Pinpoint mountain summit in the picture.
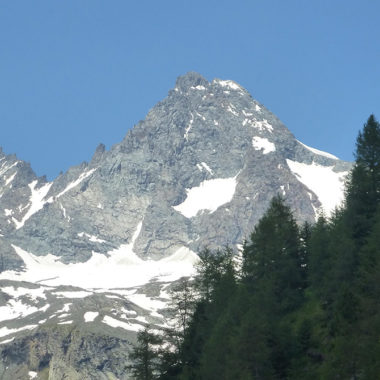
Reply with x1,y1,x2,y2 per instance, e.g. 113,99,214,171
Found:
0,72,350,266
0,73,351,378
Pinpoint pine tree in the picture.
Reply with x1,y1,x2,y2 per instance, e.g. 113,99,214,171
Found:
238,197,304,378
319,115,380,377
308,215,331,297
355,114,380,194
243,196,303,313
174,248,237,379
128,327,162,380
168,278,196,340
345,114,380,243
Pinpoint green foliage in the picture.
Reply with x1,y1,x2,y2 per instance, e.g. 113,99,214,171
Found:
243,196,304,313
355,114,380,178
345,114,380,244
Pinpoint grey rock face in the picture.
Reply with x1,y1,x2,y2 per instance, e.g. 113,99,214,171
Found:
0,279,172,379
0,149,45,235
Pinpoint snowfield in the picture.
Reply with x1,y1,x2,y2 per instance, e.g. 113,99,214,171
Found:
252,136,276,154
173,175,238,218
0,243,198,290
286,159,348,216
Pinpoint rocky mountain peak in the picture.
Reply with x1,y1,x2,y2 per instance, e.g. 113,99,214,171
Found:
0,73,352,266
0,73,354,379
91,143,106,164
174,71,209,92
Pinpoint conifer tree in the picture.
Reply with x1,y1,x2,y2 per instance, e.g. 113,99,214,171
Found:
345,114,380,243
308,215,331,297
355,114,380,194
243,196,303,312
128,327,162,380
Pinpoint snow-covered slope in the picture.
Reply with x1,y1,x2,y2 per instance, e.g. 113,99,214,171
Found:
286,159,347,216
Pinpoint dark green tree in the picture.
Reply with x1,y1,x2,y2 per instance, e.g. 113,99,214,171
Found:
355,114,380,192
308,215,331,297
345,114,380,243
128,327,162,380
243,196,304,313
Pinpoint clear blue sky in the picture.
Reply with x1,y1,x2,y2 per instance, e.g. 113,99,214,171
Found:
1,1,379,180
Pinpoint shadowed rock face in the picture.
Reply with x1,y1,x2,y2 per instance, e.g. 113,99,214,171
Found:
0,73,352,379
0,72,351,266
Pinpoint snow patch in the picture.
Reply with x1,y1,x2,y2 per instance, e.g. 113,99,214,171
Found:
242,116,273,132
128,294,167,312
56,303,72,314
5,172,16,186
13,181,52,229
196,162,213,175
286,159,348,216
0,161,18,177
84,311,99,322
39,304,50,313
190,85,206,90
227,104,239,116
2,242,197,290
54,168,97,199
214,79,244,92
2,286,46,301
195,111,206,121
77,232,106,244
0,299,39,322
184,113,194,141
0,324,37,338
54,291,92,298
0,337,15,345
252,137,276,154
173,175,238,218
252,119,273,132
102,315,143,332
11,170,96,228
298,141,338,160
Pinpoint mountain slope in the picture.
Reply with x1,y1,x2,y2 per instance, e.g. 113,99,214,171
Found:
0,72,352,379
2,72,350,265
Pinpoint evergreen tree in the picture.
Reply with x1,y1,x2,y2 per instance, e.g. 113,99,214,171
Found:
243,196,303,313
128,327,162,380
168,278,196,340
175,247,237,379
299,221,312,286
355,114,380,194
308,215,331,298
345,114,380,243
